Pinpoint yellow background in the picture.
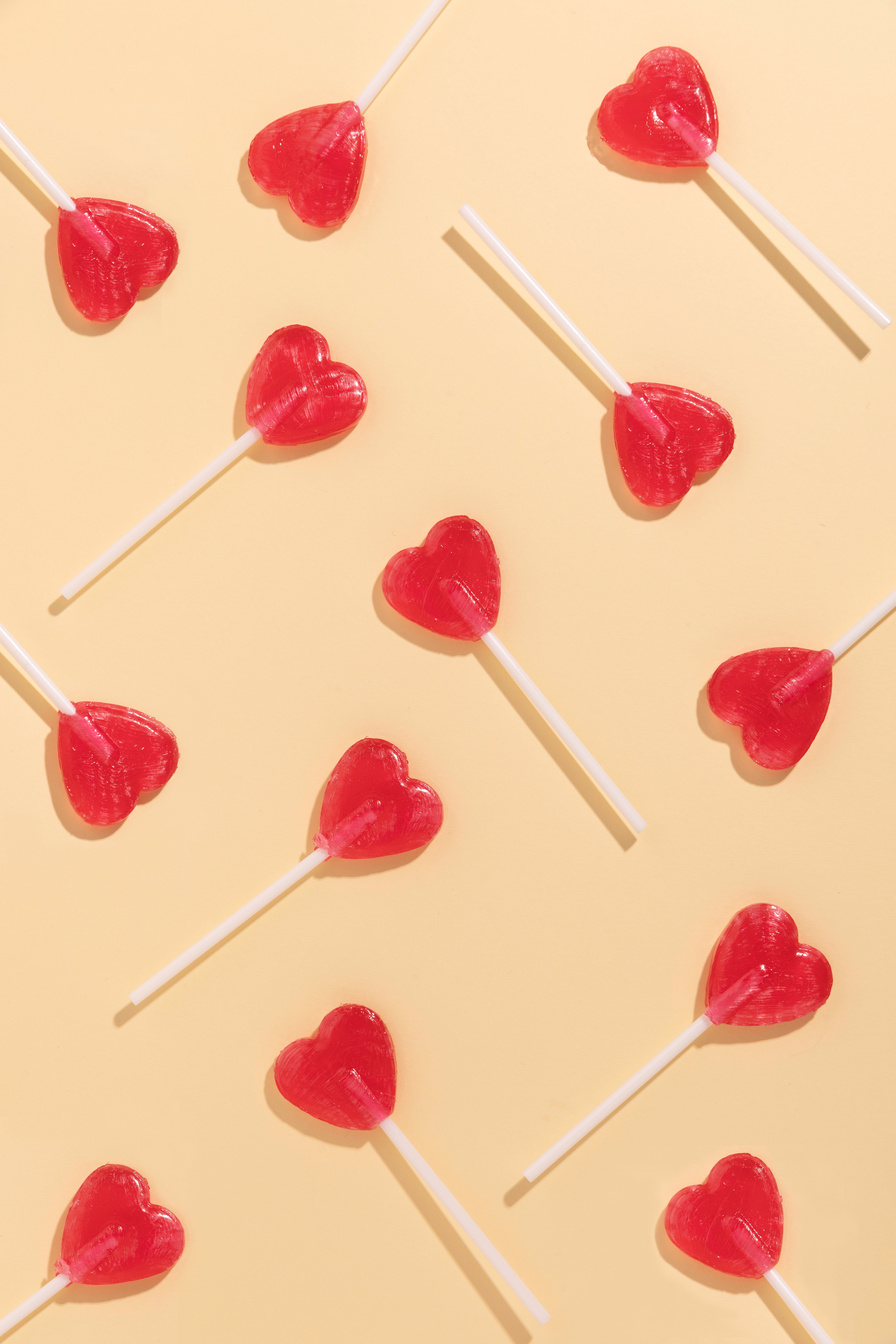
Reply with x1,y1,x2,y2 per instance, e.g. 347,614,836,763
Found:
0,0,893,1340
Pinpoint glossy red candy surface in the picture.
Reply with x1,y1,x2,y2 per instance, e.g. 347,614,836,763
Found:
315,738,443,859
57,701,179,827
706,904,833,1026
249,102,366,228
614,383,734,505
382,516,501,641
665,1153,783,1278
57,198,178,322
708,647,834,770
245,325,367,446
275,1003,397,1130
57,1164,184,1286
597,47,718,167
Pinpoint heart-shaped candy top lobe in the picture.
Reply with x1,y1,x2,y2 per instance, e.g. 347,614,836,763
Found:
57,198,178,322
57,702,179,827
614,383,735,506
597,47,718,167
245,325,367,446
275,1004,397,1130
708,647,834,770
56,1165,184,1286
315,738,443,860
248,102,367,228
382,516,501,641
665,1153,783,1278
706,904,833,1026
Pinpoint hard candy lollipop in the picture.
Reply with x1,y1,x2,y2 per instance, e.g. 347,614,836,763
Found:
524,904,831,1180
274,1003,549,1324
458,206,735,507
595,47,890,328
0,616,177,826
0,1165,184,1338
61,324,366,597
248,0,452,228
382,515,646,832
130,738,442,1003
0,115,177,322
708,582,896,769
665,1153,840,1344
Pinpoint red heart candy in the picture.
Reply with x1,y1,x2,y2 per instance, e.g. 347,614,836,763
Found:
245,325,367,446
315,738,443,860
705,904,833,1026
275,1003,397,1130
382,516,501,641
248,101,367,228
665,1153,783,1278
708,647,834,770
597,47,718,167
57,701,179,827
614,383,735,505
56,1164,184,1286
57,198,178,322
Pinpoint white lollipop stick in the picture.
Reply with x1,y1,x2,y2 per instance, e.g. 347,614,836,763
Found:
662,107,890,329
763,1269,837,1344
61,427,262,599
458,204,673,444
356,0,452,114
827,585,896,659
379,1117,550,1325
0,618,113,760
0,116,76,211
0,1275,69,1338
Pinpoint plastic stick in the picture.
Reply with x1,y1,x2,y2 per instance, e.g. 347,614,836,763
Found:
480,628,646,834
129,847,329,1004
356,0,452,114
524,1014,711,1181
0,620,78,717
828,585,896,660
764,1268,837,1344
0,1274,69,1338
379,1116,549,1324
662,107,890,329
61,427,262,599
0,116,76,211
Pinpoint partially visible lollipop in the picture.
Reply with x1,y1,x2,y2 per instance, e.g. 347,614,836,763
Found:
0,114,178,322
665,1153,839,1344
458,206,735,507
523,904,831,1180
248,0,452,227
595,47,890,328
129,739,442,1003
0,1164,184,1338
0,616,177,826
274,1004,549,1324
60,324,366,597
383,515,646,832
708,582,896,769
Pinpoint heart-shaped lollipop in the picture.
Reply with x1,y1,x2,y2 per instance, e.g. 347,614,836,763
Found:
58,1164,185,1285
57,198,179,323
275,1003,396,1129
665,1152,782,1277
596,46,718,167
382,515,500,640
706,904,832,1026
248,103,366,229
614,382,734,506
708,647,834,770
57,701,179,827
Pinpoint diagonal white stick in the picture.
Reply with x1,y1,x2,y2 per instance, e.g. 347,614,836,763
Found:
129,848,329,1004
0,116,76,211
379,1117,550,1324
663,108,890,329
0,1274,69,1338
827,585,896,659
763,1269,837,1344
61,428,262,599
0,618,114,760
356,0,452,114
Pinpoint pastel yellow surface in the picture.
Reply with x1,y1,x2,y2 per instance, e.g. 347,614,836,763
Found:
0,0,893,1340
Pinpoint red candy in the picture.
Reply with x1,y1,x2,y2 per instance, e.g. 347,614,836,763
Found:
665,1153,783,1278
57,1165,184,1286
57,701,179,827
382,516,501,641
274,1003,397,1130
245,325,367,446
597,47,718,167
708,647,834,770
315,738,443,859
706,904,833,1026
614,383,735,506
248,102,367,229
57,198,178,323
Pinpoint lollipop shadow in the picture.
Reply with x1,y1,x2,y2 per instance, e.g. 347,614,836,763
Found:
264,1065,367,1150
372,572,469,659
654,1211,753,1296
44,1206,171,1308
598,403,681,522
43,732,126,840
231,359,357,463
696,683,793,787
586,116,697,188
237,151,340,244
